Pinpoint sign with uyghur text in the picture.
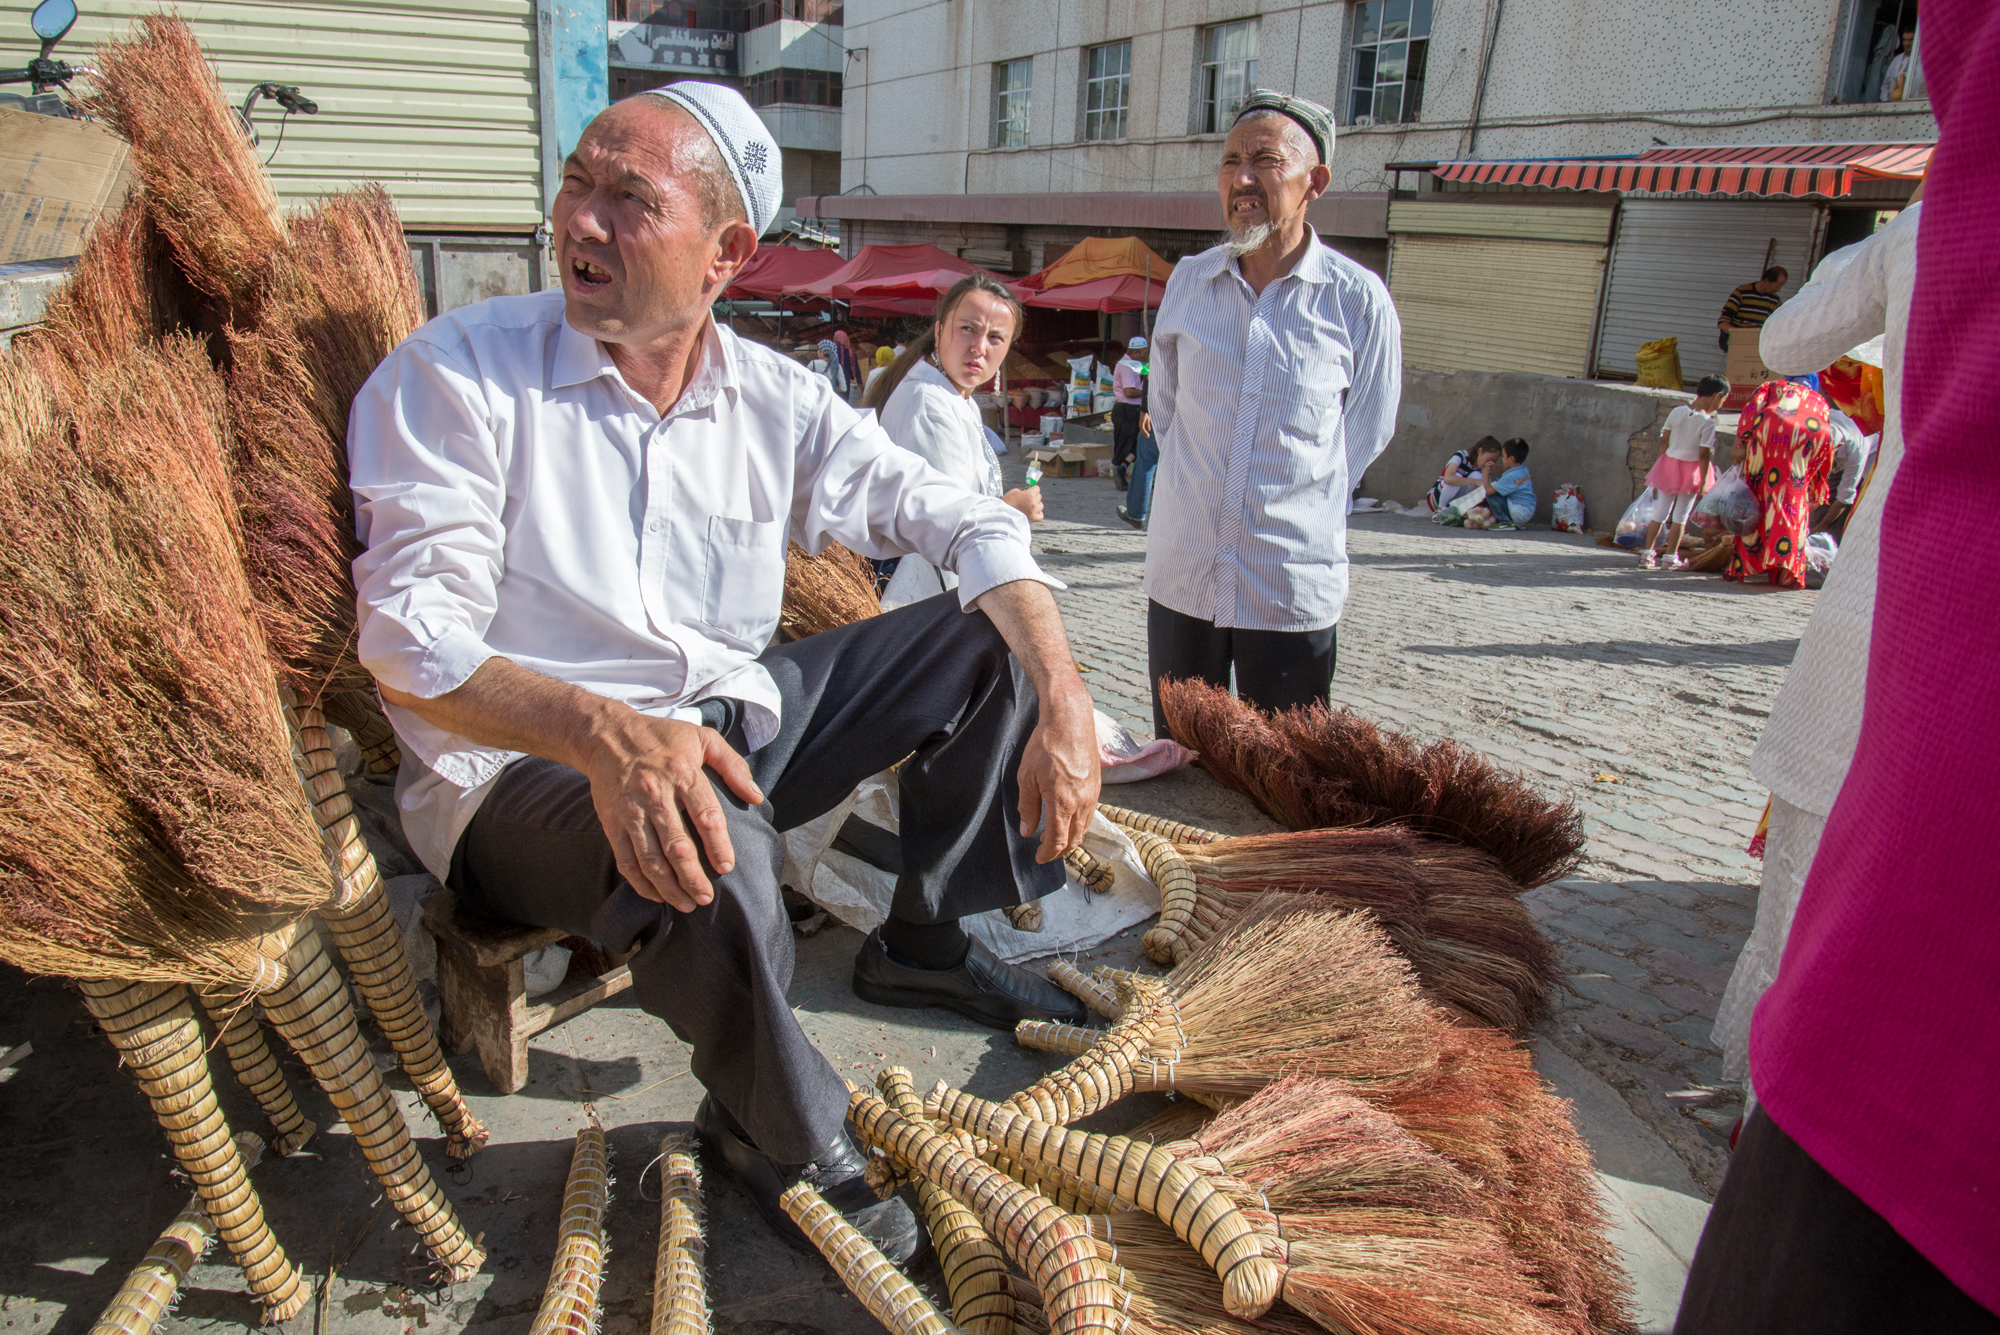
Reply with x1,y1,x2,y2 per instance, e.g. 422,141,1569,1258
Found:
608,21,738,76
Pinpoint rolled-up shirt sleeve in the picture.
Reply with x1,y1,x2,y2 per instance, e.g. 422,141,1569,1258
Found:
788,389,1059,610
348,339,507,700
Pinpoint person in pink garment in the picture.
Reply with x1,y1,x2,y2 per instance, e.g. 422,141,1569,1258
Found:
1673,2,2000,1328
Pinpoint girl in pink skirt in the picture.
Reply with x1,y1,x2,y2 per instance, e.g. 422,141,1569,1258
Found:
1641,375,1730,569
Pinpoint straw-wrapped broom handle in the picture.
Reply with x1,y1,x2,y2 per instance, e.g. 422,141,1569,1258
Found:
1044,962,1122,1019
877,1070,1015,1335
925,1084,1280,1320
196,989,314,1155
1006,976,1168,1125
287,696,488,1159
651,1133,708,1335
531,1124,611,1335
1096,806,1220,846
1003,903,1044,933
780,1183,957,1335
846,1086,1125,1335
1062,847,1115,894
76,979,307,1322
1130,831,1200,966
88,1133,266,1335
1012,1023,1227,1112
256,923,484,1279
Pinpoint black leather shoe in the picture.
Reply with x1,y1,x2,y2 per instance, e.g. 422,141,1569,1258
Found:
852,929,1089,1028
694,1094,925,1265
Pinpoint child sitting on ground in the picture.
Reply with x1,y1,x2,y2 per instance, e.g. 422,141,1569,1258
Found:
1426,436,1503,515
1639,375,1729,569
1465,439,1535,529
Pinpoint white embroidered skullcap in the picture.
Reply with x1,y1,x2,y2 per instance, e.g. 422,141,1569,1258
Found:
644,81,782,235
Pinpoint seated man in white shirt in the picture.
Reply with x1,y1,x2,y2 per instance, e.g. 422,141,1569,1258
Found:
347,83,1098,1264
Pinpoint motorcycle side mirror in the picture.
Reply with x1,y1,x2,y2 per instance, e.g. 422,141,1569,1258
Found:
30,0,78,45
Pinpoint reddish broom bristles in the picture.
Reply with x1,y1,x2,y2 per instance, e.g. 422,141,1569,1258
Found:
1159,679,1585,887
0,340,332,988
781,542,882,638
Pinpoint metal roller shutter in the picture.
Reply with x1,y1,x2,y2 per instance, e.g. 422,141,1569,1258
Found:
1388,233,1607,379
0,0,543,231
1594,200,1820,383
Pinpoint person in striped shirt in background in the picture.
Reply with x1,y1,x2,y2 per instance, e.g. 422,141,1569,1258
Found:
1141,90,1402,739
1717,265,1789,351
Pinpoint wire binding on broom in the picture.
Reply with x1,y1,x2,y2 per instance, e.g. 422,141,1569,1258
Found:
651,1133,708,1335
255,923,484,1279
1006,976,1168,1125
1130,832,1201,966
286,695,488,1157
847,1085,1124,1335
1096,807,1221,847
76,980,306,1322
1044,961,1122,1019
196,989,314,1155
1003,903,1045,933
876,1069,1015,1335
782,1183,956,1335
531,1124,611,1335
924,1084,1281,1321
88,1133,266,1335
1063,847,1116,893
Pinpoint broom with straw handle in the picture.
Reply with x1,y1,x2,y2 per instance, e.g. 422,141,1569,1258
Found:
923,1084,1280,1321
1095,807,1220,846
846,1086,1124,1335
256,922,484,1279
651,1133,709,1335
195,990,315,1155
75,980,306,1322
531,1124,612,1335
287,695,489,1157
89,1133,268,1335
782,1183,958,1335
876,1069,1015,1335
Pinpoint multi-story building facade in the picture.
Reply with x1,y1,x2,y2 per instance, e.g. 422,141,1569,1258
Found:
815,0,1933,382
608,0,844,236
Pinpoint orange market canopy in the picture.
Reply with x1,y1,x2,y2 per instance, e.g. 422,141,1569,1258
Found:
1017,236,1177,293
1426,141,1933,198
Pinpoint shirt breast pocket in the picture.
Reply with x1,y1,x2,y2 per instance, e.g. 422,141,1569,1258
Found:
698,515,785,643
1270,331,1350,441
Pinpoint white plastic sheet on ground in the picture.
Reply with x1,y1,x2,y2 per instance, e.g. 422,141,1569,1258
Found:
780,770,1159,964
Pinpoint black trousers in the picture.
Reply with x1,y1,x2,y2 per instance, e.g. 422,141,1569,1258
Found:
1675,1107,2000,1334
447,593,1063,1162
1110,403,1143,464
1146,599,1337,739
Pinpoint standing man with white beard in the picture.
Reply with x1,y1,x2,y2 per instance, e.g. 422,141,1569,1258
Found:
1141,91,1402,738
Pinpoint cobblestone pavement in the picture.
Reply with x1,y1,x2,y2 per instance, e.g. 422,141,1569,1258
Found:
1024,461,1816,1187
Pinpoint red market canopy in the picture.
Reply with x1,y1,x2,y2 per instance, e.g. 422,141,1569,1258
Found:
1014,271,1169,312
832,265,1003,303
723,245,843,302
786,243,984,301
1428,141,1933,198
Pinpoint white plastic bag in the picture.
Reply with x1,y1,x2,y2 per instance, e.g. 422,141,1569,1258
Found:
1614,488,1667,547
1693,467,1760,538
1550,484,1586,533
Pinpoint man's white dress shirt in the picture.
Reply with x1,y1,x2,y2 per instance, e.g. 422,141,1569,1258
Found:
349,289,1051,879
1143,230,1402,632
1751,202,1920,817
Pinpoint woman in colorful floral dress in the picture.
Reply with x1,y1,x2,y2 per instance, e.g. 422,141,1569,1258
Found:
1727,377,1836,588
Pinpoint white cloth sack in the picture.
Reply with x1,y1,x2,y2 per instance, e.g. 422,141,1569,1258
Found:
779,771,1159,964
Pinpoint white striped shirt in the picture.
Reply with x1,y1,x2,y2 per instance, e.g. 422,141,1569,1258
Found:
1143,230,1401,632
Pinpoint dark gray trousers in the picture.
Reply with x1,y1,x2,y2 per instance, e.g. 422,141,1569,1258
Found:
1147,598,1338,738
447,593,1062,1162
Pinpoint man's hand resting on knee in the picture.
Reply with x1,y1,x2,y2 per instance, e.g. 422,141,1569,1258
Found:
973,579,1101,862
379,660,763,911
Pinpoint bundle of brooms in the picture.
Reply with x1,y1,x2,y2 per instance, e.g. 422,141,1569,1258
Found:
782,541,884,638
1159,679,1585,889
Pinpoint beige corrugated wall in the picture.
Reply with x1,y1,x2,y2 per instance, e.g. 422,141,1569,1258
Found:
1387,203,1614,379
0,1,542,230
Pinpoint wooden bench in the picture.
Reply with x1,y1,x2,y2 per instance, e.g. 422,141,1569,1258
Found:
422,890,634,1094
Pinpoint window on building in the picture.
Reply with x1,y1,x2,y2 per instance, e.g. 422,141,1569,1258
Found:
1198,21,1258,133
1084,40,1131,141
742,67,843,106
738,0,845,27
995,58,1033,147
1831,1,1920,103
1347,0,1431,124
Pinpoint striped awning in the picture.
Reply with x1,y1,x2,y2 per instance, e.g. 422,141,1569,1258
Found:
1431,142,1932,198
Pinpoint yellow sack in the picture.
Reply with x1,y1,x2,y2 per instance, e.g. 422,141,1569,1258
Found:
1635,336,1683,390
